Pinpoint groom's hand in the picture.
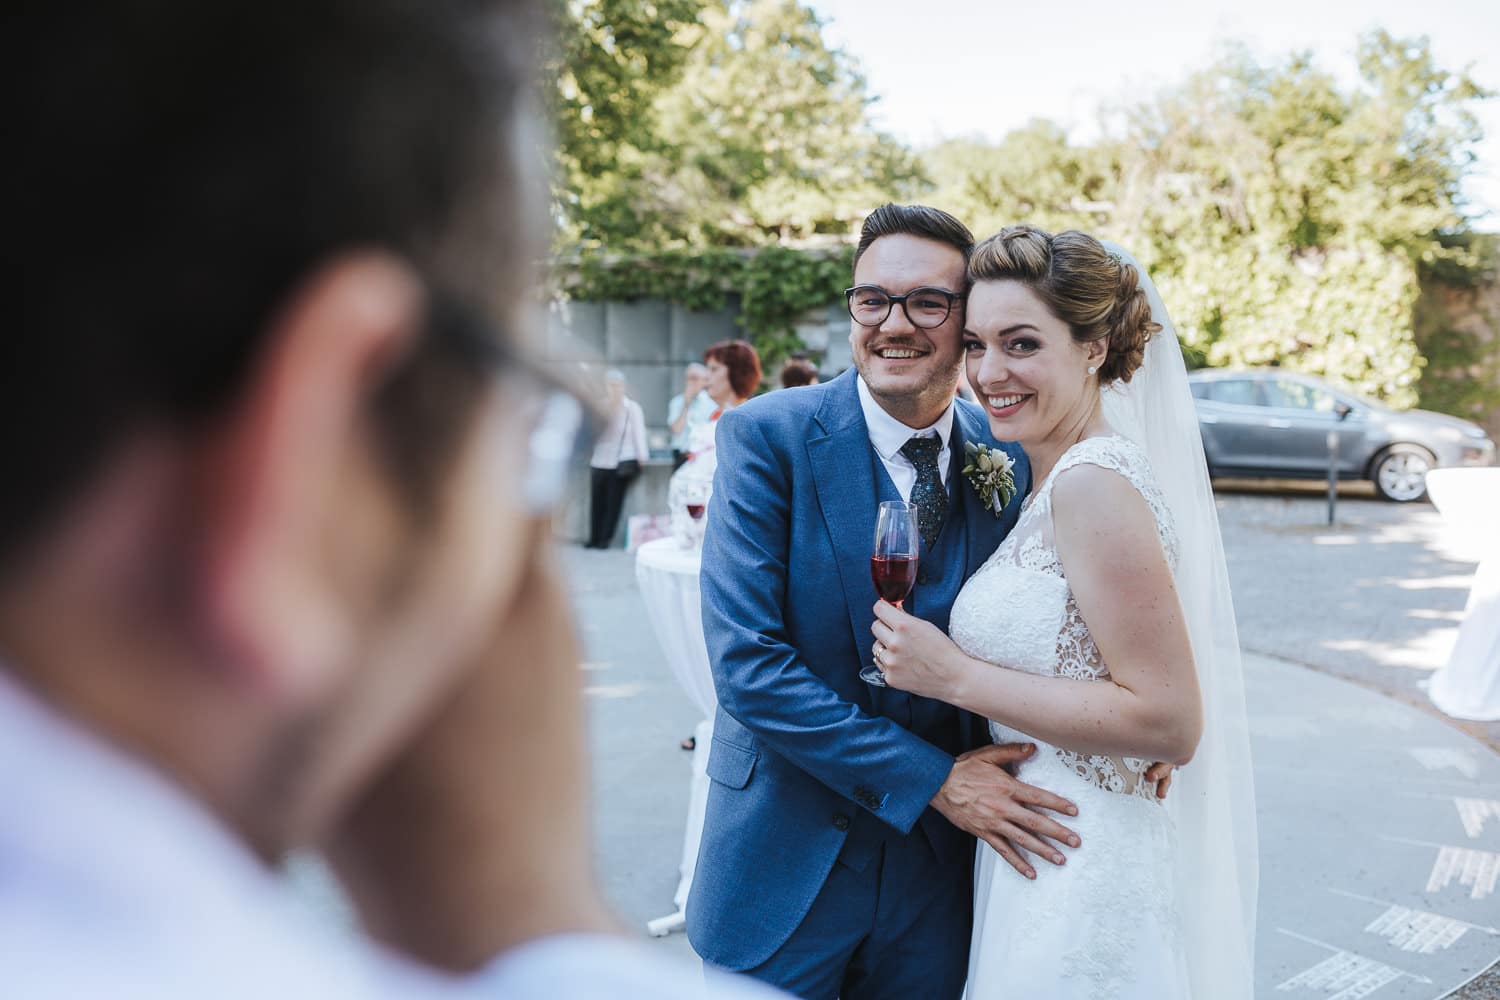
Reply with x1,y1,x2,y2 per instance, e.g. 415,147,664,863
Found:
1145,761,1174,799
930,743,1080,881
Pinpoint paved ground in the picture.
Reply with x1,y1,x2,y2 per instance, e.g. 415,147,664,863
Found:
572,484,1500,998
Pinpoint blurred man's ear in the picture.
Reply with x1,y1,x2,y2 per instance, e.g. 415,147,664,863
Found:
194,254,423,708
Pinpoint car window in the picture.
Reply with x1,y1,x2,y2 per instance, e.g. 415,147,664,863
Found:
1266,379,1337,413
1207,379,1261,406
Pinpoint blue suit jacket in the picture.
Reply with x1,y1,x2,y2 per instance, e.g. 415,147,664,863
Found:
687,368,1029,970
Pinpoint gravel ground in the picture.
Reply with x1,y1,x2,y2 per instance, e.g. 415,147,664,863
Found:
1213,479,1497,755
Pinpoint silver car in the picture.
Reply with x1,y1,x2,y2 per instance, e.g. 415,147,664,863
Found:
1187,369,1496,502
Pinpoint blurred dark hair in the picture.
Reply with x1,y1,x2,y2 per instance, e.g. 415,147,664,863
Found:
852,204,975,274
8,0,544,568
703,340,763,401
779,359,819,389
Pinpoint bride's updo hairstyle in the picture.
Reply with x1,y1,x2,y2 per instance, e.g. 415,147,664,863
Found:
967,225,1161,384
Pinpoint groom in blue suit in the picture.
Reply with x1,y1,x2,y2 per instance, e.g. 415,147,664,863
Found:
690,205,1082,999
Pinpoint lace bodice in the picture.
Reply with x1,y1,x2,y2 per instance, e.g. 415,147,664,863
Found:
949,435,1179,800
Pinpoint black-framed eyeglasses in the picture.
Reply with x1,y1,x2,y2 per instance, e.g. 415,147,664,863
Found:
426,291,595,515
844,285,964,330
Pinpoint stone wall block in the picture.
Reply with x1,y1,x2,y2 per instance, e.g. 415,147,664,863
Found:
606,299,672,364
671,305,740,360
546,300,606,360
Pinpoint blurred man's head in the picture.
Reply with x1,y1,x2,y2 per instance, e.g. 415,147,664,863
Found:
685,363,709,395
6,0,551,855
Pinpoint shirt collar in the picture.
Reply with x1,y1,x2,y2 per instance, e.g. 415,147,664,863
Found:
855,374,955,462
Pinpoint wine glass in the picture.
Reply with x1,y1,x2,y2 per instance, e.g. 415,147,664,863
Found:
681,478,712,548
862,500,919,686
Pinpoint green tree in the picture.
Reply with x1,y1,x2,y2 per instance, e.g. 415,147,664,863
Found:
548,0,707,246
650,0,921,246
922,122,1111,238
552,0,918,247
921,33,1488,407
1111,33,1488,405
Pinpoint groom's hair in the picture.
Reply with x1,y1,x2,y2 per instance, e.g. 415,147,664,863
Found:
853,204,975,272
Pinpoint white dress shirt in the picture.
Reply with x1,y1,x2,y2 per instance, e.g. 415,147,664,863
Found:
855,375,955,502
589,398,650,470
0,670,781,1000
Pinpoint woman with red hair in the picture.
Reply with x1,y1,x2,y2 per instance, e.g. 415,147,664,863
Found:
702,339,762,414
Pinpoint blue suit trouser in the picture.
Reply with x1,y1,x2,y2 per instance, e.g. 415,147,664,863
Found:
719,832,973,1000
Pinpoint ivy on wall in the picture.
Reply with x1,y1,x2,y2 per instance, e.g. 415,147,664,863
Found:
1414,234,1500,425
561,245,855,367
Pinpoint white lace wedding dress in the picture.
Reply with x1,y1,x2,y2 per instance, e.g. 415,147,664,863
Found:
948,434,1191,1000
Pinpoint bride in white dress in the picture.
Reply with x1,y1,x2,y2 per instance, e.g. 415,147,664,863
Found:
871,227,1257,1000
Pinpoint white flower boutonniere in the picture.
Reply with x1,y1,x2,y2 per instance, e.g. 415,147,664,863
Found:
963,441,1018,517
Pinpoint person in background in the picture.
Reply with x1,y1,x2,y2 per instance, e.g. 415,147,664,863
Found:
703,340,762,416
669,362,716,470
779,357,820,389
665,342,760,753
4,2,780,998
679,339,763,478
586,371,650,549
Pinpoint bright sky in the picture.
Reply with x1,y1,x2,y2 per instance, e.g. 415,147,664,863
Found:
806,0,1500,230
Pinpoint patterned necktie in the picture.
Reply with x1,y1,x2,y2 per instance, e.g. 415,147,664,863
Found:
900,435,948,550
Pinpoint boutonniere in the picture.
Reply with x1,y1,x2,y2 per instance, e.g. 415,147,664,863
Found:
963,442,1017,516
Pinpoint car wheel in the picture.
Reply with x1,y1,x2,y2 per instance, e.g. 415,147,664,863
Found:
1371,445,1433,502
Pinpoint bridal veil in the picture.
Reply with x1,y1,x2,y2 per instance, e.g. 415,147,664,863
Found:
1100,244,1259,998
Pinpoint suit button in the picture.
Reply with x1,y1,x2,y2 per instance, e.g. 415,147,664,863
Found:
833,813,851,831
917,570,929,586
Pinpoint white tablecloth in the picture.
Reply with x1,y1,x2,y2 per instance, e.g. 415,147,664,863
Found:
634,538,718,923
1425,468,1500,721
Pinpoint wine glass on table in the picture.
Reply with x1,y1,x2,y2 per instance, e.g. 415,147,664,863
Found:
681,478,711,548
863,500,919,686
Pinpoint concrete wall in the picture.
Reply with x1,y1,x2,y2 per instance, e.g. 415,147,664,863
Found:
544,297,849,546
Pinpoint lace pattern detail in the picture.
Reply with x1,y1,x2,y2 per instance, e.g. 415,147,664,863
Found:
1000,754,1184,1000
955,435,1178,800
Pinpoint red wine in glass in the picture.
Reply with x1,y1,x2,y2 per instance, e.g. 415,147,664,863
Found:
870,554,917,606
686,503,706,521
862,500,920,686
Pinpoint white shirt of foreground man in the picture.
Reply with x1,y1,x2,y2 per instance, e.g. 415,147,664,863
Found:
0,672,780,1000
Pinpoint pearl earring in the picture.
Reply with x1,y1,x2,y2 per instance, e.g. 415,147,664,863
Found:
1087,365,1098,376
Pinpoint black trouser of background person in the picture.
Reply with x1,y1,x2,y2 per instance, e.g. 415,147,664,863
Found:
587,465,636,548
672,449,689,471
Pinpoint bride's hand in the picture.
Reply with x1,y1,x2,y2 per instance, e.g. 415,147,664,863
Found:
871,601,967,700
